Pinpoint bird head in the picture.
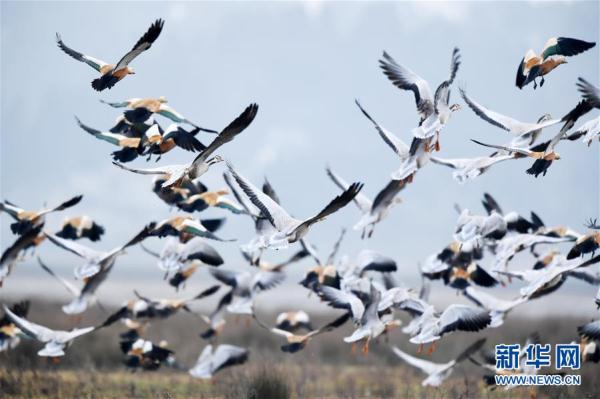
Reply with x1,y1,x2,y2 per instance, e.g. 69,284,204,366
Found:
450,103,462,112
158,96,168,103
127,67,136,75
537,114,553,123
554,152,561,160
209,155,224,165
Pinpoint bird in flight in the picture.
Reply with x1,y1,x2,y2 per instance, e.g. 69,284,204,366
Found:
57,19,164,91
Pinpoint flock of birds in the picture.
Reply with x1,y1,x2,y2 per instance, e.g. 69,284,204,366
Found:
1,18,600,390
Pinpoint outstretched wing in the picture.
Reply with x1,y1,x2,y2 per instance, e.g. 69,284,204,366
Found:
542,37,596,59
355,100,409,157
470,139,533,157
325,165,372,213
577,78,600,108
56,33,108,72
114,19,164,71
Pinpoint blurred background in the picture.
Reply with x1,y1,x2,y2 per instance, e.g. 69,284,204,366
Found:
1,1,598,316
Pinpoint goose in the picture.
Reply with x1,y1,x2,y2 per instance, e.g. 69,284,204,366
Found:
200,291,233,340
1,195,82,235
208,267,285,315
298,232,345,292
57,19,164,91
516,37,596,89
519,254,600,298
46,222,155,279
338,250,398,285
75,117,143,163
424,262,499,290
391,338,486,387
226,162,362,249
0,225,45,286
454,209,507,248
38,256,106,315
354,99,427,181
567,231,600,259
421,241,483,278
326,165,404,238
481,193,539,234
430,154,514,183
189,344,249,379
471,100,592,177
563,116,600,146
579,319,600,341
139,124,209,162
379,48,462,148
152,176,208,209
2,305,95,357
318,283,402,354
176,189,247,214
0,301,29,352
150,216,233,242
100,285,220,327
492,233,575,271
101,97,216,132
275,311,313,333
223,172,279,262
56,216,105,242
577,77,600,108
120,337,174,371
141,236,223,274
113,103,258,187
253,310,350,353
463,286,529,328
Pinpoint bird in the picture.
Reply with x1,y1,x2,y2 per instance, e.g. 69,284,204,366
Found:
253,310,350,353
567,231,600,259
176,189,247,214
46,223,155,279
199,291,233,340
56,19,165,91
226,162,362,249
454,208,507,248
430,154,515,184
326,165,405,238
274,310,313,333
471,100,592,177
189,344,249,379
101,96,216,132
424,262,499,290
481,193,539,234
0,225,45,286
150,216,233,242
151,176,208,209
208,267,285,315
1,195,82,235
75,117,144,163
515,37,596,89
0,301,30,352
99,285,220,327
391,338,486,387
2,304,95,357
141,236,224,274
120,337,175,371
55,215,105,242
463,286,529,328
492,233,576,271
354,99,426,182
113,103,258,187
379,48,462,150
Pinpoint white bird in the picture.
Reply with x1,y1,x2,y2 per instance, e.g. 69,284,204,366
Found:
564,116,600,146
391,338,486,387
454,209,507,248
189,344,249,379
226,162,362,249
45,222,155,279
492,233,577,271
326,165,404,238
463,286,529,328
2,305,95,357
430,154,514,183
141,237,223,273
113,103,258,187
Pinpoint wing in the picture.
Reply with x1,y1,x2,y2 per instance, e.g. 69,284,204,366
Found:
379,51,434,120
163,125,206,152
180,219,234,242
114,19,164,71
481,193,503,215
547,100,593,152
470,139,533,157
542,37,596,59
299,238,323,265
325,165,372,213
354,100,409,157
37,195,83,217
439,304,491,335
37,257,80,297
212,345,249,373
430,157,462,170
45,233,103,260
460,88,561,134
318,286,365,322
223,172,259,217
463,286,503,311
55,33,108,72
113,161,187,182
391,346,441,375
326,228,346,266
252,270,285,292
356,250,397,274
294,183,363,234
371,179,404,213
2,305,57,342
226,163,296,231
577,78,600,108
182,239,224,266
192,103,258,165
308,312,351,338
578,320,600,340
433,48,461,115
109,222,156,256
209,267,240,288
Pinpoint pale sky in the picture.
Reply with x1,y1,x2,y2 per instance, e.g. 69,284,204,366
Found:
1,1,599,313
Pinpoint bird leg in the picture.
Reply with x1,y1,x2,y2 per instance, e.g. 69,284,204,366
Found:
351,342,357,355
417,343,424,354
362,338,370,356
52,357,61,364
427,341,437,355
540,76,545,87
435,133,440,152
533,79,538,90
